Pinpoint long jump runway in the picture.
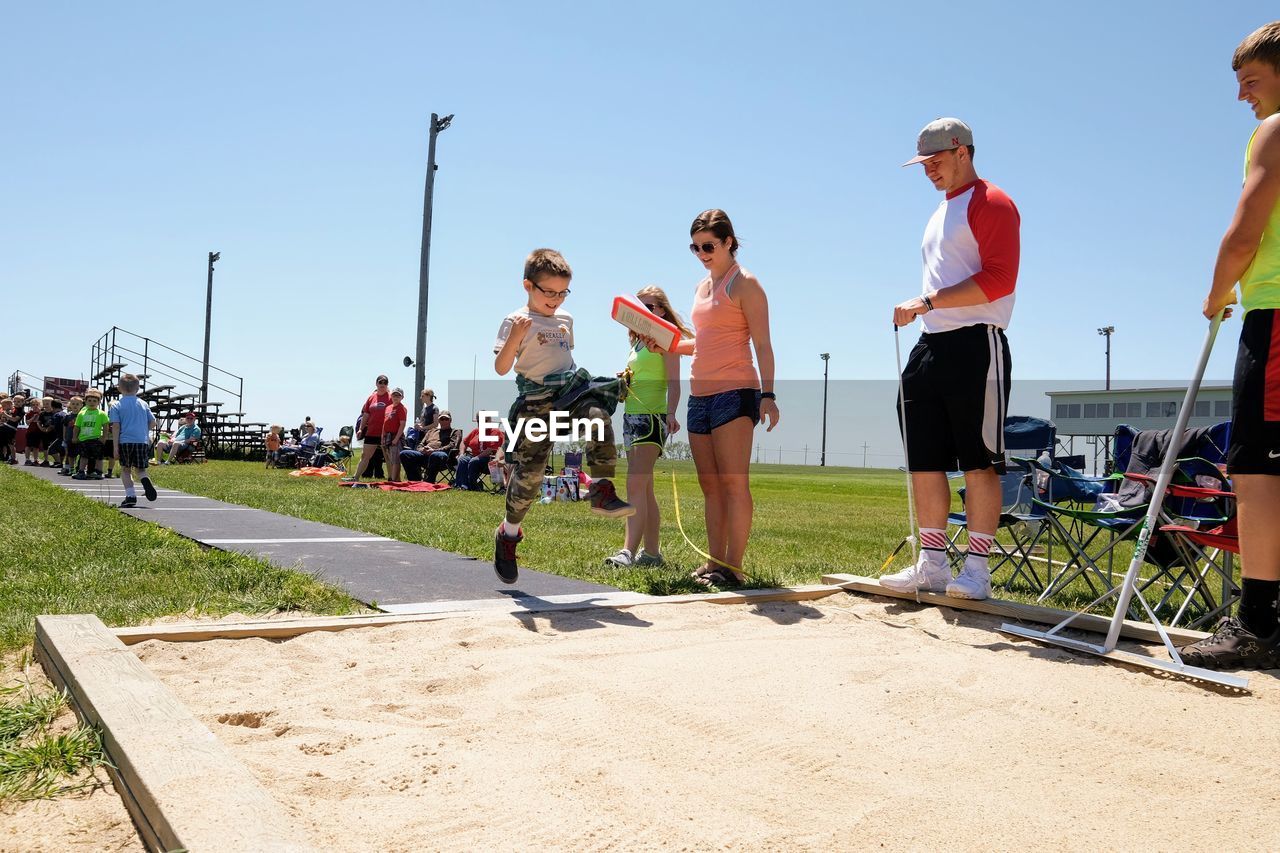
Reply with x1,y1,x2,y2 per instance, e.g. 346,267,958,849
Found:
19,465,613,608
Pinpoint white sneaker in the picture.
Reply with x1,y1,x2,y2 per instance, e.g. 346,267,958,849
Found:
946,564,991,600
604,548,634,568
635,550,665,567
880,556,949,593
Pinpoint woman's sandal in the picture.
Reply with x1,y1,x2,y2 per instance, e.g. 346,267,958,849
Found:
692,567,742,589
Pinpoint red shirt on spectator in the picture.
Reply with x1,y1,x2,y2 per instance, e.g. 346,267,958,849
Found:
361,391,391,435
462,427,502,457
382,400,407,436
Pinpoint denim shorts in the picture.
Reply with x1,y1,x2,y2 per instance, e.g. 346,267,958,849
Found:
686,389,761,435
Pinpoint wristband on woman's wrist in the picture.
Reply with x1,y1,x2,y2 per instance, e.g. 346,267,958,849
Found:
760,391,777,400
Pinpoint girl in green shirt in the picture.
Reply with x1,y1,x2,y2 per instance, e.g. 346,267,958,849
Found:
606,286,693,568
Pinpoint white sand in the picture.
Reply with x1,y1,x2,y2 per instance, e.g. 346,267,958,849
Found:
117,594,1280,851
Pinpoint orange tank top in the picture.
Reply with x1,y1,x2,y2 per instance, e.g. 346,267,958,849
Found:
689,264,759,397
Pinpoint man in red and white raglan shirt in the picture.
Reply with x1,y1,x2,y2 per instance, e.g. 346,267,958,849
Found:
883,117,1021,602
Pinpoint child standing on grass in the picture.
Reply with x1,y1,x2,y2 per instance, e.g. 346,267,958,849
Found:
60,396,83,475
23,399,42,465
109,373,158,508
0,398,17,464
72,390,108,480
491,248,633,584
604,285,690,569
383,388,408,482
265,425,282,468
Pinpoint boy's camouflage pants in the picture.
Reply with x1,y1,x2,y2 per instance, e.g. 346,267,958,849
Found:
504,395,616,525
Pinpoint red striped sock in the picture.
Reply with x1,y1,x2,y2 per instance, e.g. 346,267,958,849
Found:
966,532,994,559
919,527,948,552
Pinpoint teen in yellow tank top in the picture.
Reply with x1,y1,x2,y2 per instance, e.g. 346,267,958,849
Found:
1241,127,1280,312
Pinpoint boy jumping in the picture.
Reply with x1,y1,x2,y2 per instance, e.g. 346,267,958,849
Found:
491,248,633,584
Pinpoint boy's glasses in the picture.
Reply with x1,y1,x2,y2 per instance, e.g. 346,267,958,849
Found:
531,281,571,300
689,240,720,255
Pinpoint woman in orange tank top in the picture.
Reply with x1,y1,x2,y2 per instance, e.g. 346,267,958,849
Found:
665,209,780,587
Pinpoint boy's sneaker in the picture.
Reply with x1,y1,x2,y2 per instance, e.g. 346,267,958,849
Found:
72,472,88,480
140,476,157,502
493,526,522,584
604,548,634,568
1180,617,1280,670
635,551,665,567
880,555,950,593
587,479,635,518
119,496,137,508
59,468,70,476
90,472,104,480
946,565,992,600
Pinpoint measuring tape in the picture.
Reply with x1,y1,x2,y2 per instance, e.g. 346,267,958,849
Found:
669,468,748,579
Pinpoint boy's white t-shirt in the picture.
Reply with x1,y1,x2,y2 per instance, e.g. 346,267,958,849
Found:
493,306,575,383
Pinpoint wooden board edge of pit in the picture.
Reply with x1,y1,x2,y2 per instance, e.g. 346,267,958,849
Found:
34,614,312,853
823,574,1210,645
111,585,846,645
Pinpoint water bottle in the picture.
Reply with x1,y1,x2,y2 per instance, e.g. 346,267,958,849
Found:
1035,451,1052,495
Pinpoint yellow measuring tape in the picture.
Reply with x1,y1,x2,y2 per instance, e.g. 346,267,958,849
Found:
669,469,748,578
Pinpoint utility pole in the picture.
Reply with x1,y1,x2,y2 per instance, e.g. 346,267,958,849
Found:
820,352,830,466
414,112,454,406
862,441,869,469
201,251,220,405
1097,326,1115,390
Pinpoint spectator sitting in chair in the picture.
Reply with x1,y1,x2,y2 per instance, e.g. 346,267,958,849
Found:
299,422,321,451
158,413,202,464
455,413,504,490
401,410,461,483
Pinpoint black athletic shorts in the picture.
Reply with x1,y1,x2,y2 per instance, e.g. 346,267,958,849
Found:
1227,308,1280,475
897,324,1011,473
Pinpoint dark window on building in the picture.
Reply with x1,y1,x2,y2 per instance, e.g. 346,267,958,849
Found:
1056,404,1070,420
1162,402,1178,417
1215,399,1232,417
1145,401,1160,418
1194,400,1210,417
1068,404,1081,419
1084,403,1096,418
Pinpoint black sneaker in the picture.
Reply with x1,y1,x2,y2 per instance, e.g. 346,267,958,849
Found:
587,479,635,518
494,526,522,585
72,472,87,480
141,476,157,502
119,496,137,508
1180,617,1280,670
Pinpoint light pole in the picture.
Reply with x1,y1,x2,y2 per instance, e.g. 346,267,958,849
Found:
201,251,220,405
414,112,454,406
820,353,830,467
1097,326,1115,390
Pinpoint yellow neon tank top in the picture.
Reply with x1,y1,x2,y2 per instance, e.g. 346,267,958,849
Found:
1241,127,1280,313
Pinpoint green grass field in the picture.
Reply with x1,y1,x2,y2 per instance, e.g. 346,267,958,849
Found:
0,465,361,656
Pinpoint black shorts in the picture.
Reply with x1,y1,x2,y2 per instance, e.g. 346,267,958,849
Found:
898,324,1011,473
623,413,667,451
25,430,44,450
1227,308,1280,475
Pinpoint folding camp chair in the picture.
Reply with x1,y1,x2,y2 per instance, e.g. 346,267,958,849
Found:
1031,423,1233,619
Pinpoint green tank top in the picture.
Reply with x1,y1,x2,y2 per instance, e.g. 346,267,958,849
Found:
1241,127,1280,313
625,342,667,415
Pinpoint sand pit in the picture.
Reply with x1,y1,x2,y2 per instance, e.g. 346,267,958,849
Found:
130,595,1280,851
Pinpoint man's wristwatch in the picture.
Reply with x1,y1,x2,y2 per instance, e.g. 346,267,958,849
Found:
760,392,777,400
921,295,935,313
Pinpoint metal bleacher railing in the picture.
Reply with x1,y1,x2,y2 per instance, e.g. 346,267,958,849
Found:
88,326,265,457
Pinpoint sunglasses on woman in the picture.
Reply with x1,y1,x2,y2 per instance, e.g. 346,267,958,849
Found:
689,240,720,255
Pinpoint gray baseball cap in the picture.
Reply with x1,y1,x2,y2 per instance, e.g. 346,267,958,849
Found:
901,117,973,166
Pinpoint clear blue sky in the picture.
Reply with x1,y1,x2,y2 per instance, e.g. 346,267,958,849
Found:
2,2,1274,465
